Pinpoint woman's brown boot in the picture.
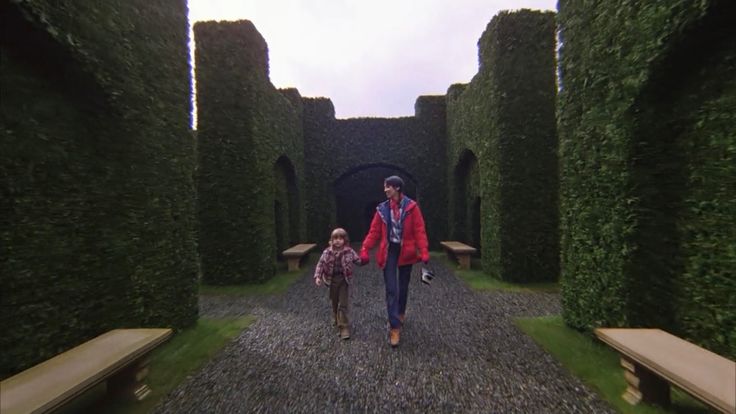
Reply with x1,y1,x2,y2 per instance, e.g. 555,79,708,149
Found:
389,328,400,347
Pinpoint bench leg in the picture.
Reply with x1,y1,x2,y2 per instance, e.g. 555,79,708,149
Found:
108,357,152,401
457,254,471,270
287,257,300,272
620,356,670,407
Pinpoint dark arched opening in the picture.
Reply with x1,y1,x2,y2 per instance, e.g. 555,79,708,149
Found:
453,149,480,247
334,163,418,244
471,196,482,255
273,156,299,258
363,201,380,233
274,200,284,259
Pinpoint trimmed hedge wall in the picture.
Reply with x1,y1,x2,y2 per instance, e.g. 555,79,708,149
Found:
302,97,447,249
447,10,558,282
558,0,735,358
1,0,197,378
194,20,305,284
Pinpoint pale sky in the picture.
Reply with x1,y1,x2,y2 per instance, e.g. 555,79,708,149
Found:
188,0,557,120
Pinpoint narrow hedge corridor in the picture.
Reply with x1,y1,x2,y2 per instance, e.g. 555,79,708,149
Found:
155,260,612,413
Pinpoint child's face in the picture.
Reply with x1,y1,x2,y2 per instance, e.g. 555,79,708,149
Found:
331,236,345,249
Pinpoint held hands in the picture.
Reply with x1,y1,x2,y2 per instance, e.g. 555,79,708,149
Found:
359,251,369,265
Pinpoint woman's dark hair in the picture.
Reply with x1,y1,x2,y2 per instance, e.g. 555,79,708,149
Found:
384,175,404,192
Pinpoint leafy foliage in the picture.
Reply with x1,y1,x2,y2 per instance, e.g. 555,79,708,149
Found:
1,0,197,378
447,10,559,282
558,0,735,358
194,21,306,284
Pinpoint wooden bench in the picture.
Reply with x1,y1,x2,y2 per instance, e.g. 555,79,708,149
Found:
440,241,477,270
595,328,735,414
1,328,172,414
282,243,317,271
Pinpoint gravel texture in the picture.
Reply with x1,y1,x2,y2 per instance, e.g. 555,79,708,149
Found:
155,260,614,413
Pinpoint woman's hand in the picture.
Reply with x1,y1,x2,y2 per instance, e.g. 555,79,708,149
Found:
314,278,322,286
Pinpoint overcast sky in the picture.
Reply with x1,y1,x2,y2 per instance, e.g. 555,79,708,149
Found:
188,0,557,120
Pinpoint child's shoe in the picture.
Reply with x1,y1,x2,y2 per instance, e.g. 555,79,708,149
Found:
339,326,351,340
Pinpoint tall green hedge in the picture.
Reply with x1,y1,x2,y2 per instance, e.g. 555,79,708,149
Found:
302,96,448,249
194,20,305,284
0,0,197,378
558,0,735,358
447,10,558,282
302,98,338,243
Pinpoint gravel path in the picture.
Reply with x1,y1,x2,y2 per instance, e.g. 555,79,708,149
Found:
155,260,613,413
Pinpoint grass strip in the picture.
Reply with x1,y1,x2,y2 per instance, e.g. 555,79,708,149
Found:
431,251,559,293
200,253,317,296
514,315,711,414
60,316,255,414
110,316,255,414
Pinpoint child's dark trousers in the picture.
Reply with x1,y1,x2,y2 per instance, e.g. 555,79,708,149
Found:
329,273,349,328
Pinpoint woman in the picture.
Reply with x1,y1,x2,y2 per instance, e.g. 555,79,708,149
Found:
360,175,430,347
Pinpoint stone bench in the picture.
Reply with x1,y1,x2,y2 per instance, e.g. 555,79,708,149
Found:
595,328,735,414
282,243,317,271
1,328,172,414
440,241,477,270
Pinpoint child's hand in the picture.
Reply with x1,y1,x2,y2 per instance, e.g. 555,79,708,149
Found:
315,278,321,287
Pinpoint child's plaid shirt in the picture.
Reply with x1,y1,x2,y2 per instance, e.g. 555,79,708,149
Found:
314,246,361,285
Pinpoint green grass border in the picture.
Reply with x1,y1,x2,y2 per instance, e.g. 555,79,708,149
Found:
112,316,256,414
200,253,317,296
514,315,711,414
432,251,559,293
58,316,255,414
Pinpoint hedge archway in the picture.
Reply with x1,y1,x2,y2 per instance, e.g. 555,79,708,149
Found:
334,163,418,243
273,155,299,257
452,149,480,248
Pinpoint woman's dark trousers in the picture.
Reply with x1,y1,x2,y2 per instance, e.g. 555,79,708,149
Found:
384,242,412,329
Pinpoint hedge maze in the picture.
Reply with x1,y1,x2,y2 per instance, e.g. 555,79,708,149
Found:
447,10,559,283
2,1,733,379
1,0,197,378
194,20,305,285
558,0,735,358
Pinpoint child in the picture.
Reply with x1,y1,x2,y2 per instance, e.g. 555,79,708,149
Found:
314,227,363,340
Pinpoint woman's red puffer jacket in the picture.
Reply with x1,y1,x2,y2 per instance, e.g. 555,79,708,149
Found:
360,197,429,268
